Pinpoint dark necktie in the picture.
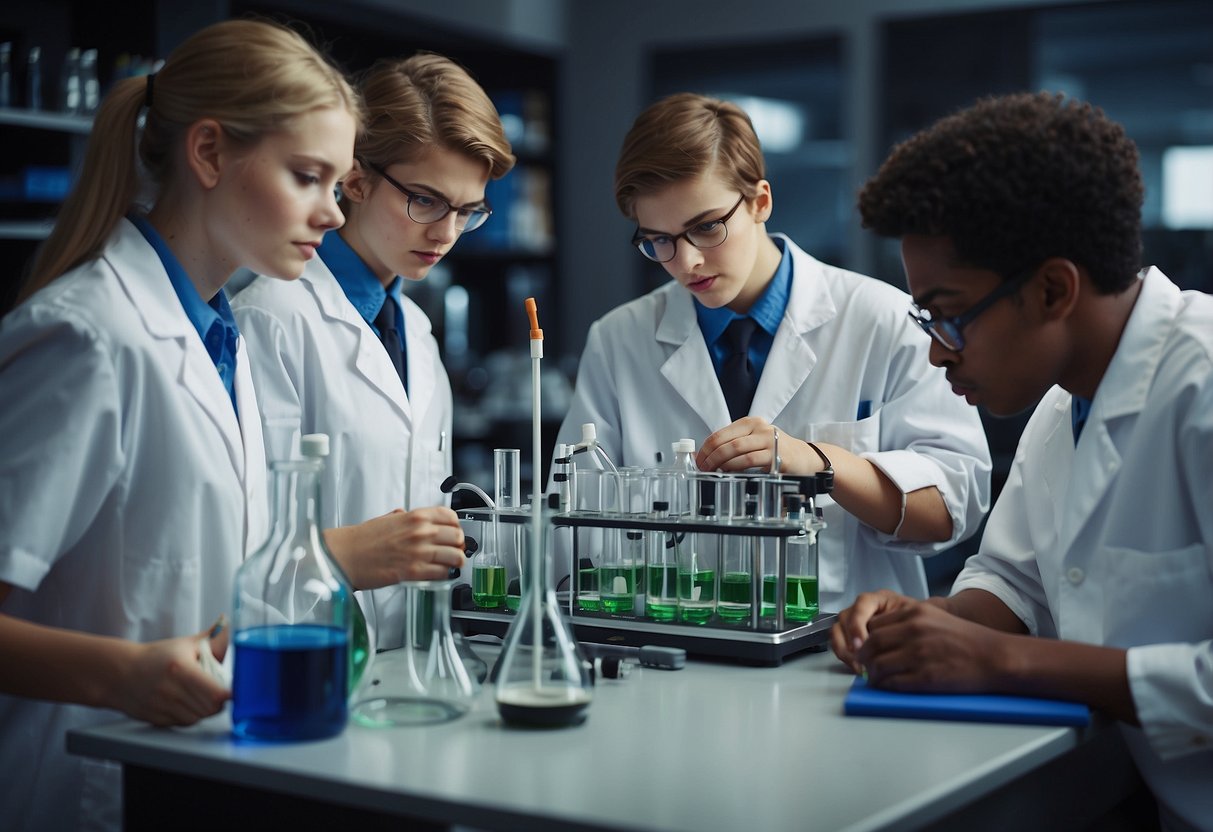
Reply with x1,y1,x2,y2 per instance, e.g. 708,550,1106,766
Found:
720,316,758,421
374,295,407,392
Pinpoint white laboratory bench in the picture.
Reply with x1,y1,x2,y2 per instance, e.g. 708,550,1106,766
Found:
67,646,1140,832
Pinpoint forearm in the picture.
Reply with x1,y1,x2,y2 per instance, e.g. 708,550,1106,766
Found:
995,632,1135,724
0,612,135,709
817,442,952,541
936,588,1031,634
322,525,363,589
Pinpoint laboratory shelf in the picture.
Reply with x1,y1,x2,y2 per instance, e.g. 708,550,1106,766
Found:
0,108,93,134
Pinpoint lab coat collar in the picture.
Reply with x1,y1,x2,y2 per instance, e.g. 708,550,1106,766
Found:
299,256,414,425
653,234,837,426
750,236,835,421
107,219,246,478
1054,267,1180,557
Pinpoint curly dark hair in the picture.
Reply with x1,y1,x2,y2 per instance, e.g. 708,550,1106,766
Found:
858,91,1143,294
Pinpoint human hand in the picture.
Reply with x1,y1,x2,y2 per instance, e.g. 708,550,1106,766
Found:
696,417,824,475
115,625,231,727
337,507,467,588
830,589,918,674
856,599,1013,693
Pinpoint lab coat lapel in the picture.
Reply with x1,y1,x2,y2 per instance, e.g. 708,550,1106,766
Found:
234,336,268,550
656,287,732,429
402,295,434,431
303,261,413,425
1056,268,1178,558
751,239,829,423
109,220,245,478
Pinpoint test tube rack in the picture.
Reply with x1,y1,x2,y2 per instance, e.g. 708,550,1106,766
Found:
452,507,835,667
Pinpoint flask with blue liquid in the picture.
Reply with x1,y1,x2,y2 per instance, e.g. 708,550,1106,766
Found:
231,433,353,741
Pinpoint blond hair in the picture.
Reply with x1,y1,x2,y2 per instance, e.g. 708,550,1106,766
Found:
354,52,515,186
614,93,766,219
22,19,361,301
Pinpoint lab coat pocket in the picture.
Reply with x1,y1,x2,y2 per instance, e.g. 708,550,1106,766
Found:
422,448,449,508
121,548,201,635
808,413,881,456
1102,542,1211,646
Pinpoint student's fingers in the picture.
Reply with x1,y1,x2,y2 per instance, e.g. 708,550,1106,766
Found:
696,417,767,469
699,419,773,471
411,505,462,528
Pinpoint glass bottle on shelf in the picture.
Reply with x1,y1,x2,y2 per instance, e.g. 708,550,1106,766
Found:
230,433,352,741
60,48,80,114
80,49,99,114
495,495,592,727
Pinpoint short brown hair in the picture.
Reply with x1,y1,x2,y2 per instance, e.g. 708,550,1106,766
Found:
355,53,515,181
614,93,766,219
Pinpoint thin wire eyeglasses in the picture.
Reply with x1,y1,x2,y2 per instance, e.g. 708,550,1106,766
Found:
630,194,747,263
908,266,1037,352
366,162,492,233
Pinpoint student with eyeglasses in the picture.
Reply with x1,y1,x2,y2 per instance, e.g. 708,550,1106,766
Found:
832,92,1213,830
231,54,514,648
553,93,992,613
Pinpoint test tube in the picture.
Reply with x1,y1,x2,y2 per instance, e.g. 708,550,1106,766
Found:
572,468,609,612
679,473,721,624
718,481,760,624
493,448,521,509
645,471,680,621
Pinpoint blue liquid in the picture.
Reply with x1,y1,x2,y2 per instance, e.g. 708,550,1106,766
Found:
232,624,348,741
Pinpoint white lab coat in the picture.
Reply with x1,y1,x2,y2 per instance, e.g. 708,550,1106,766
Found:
953,267,1213,831
556,235,991,611
0,219,269,832
230,254,452,649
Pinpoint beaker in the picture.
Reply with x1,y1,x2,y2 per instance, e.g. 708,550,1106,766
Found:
231,438,352,741
601,530,643,615
351,578,480,726
496,497,592,727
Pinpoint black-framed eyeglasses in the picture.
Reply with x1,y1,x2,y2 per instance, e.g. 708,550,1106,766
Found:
630,194,747,263
908,266,1038,352
366,161,492,233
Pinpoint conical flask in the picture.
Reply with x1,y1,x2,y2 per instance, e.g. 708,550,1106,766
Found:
350,578,479,726
231,434,353,741
495,495,592,727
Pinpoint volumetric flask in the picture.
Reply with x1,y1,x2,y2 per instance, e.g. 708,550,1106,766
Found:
496,497,592,727
351,578,479,726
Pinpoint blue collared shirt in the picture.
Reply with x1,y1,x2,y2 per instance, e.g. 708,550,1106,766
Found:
696,235,792,382
318,232,407,392
1072,395,1092,443
129,214,240,416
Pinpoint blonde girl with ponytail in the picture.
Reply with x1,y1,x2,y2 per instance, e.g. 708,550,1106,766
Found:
230,53,514,649
0,19,359,832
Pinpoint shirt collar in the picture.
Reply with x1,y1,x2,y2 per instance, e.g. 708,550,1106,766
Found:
127,213,238,346
695,235,792,343
319,231,401,325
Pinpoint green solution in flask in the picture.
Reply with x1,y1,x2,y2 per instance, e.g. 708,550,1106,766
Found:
473,563,508,609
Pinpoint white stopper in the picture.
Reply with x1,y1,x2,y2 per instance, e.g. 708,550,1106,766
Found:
300,433,330,458
674,438,696,454
580,423,598,445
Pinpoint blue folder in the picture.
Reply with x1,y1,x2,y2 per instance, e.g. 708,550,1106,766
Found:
844,677,1090,727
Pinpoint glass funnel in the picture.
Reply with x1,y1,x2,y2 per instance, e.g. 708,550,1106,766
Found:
351,578,480,726
495,496,592,727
